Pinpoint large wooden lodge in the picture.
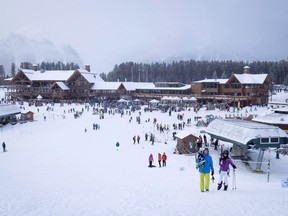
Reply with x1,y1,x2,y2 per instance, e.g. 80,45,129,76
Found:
5,65,271,105
5,65,191,101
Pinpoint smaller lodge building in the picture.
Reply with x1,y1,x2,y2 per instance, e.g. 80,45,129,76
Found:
192,66,271,106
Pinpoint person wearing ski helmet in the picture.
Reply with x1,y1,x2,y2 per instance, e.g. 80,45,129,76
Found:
196,147,214,192
217,150,237,191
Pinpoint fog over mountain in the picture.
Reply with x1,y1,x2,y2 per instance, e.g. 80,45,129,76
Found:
0,33,83,75
1,0,288,73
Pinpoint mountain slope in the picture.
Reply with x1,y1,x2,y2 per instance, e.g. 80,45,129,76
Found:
0,33,83,75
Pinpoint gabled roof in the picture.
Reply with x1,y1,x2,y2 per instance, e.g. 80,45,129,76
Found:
50,82,70,90
175,131,197,139
19,69,75,81
76,70,105,83
0,104,21,117
232,74,268,84
14,69,104,84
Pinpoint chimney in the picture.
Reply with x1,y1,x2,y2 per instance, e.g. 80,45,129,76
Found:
243,66,250,74
32,64,38,71
85,64,91,72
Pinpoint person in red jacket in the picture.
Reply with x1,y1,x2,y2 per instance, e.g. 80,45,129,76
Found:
162,152,167,167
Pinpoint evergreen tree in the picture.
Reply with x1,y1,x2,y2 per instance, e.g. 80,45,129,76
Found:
0,65,5,85
212,70,218,79
11,63,16,77
221,70,227,79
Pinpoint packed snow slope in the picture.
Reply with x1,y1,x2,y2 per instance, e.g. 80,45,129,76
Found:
0,91,288,216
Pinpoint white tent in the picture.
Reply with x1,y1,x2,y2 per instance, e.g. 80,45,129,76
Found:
37,95,43,100
182,97,197,101
117,98,128,103
117,99,129,105
171,96,181,101
149,99,160,104
161,96,170,101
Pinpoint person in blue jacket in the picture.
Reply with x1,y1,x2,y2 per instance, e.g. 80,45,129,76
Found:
196,147,214,192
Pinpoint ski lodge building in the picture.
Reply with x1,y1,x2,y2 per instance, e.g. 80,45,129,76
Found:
5,65,271,105
192,66,271,106
5,65,191,101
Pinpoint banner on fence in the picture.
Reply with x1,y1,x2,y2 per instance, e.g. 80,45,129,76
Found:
281,177,288,188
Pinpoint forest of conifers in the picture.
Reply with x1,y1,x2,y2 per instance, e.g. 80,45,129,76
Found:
100,60,288,85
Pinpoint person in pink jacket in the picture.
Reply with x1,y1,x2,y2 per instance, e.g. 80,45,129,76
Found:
148,153,154,167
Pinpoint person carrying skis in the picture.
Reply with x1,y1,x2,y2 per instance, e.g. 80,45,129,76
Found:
148,153,154,167
162,152,167,167
158,153,162,167
196,148,214,192
217,150,237,191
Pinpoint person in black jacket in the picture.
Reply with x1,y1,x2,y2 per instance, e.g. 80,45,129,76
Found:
2,142,6,152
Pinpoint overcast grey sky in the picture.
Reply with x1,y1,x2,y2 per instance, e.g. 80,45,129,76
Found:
1,0,288,73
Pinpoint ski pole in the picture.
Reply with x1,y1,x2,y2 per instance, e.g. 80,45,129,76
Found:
232,169,236,190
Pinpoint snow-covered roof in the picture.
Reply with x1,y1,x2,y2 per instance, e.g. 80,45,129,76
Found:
91,82,121,90
206,119,287,145
193,79,228,84
77,70,104,83
122,82,155,91
233,74,268,84
175,131,196,139
21,69,75,81
136,83,190,91
19,69,104,83
253,113,288,125
0,104,21,117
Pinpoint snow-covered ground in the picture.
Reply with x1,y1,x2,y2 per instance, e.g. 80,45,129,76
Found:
0,88,288,216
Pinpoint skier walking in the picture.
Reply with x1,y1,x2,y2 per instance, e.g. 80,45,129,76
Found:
158,153,162,167
203,134,207,147
196,148,214,192
137,135,140,144
197,135,203,151
217,150,237,191
116,142,120,151
133,136,136,144
162,152,167,167
148,153,154,167
2,142,6,152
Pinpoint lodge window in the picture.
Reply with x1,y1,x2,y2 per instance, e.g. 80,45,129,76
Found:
270,137,279,143
202,83,218,88
260,137,279,144
260,138,269,144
